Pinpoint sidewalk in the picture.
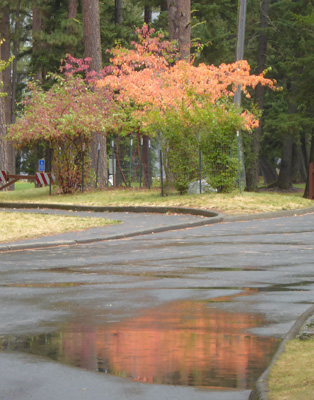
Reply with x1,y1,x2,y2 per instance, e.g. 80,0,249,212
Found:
1,202,314,252
0,205,223,252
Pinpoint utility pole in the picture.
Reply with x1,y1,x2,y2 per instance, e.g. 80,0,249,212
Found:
234,0,247,192
234,0,247,106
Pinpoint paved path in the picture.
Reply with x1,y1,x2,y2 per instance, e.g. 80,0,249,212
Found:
1,206,314,399
0,207,221,250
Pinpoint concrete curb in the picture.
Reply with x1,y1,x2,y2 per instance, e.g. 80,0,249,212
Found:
0,202,224,252
1,202,314,252
249,304,314,400
0,202,220,218
223,205,314,223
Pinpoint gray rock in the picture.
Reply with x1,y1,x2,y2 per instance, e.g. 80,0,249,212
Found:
188,179,217,194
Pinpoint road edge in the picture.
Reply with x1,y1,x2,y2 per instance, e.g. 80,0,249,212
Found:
249,304,314,400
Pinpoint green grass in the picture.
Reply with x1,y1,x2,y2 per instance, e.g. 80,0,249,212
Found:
0,211,119,243
15,181,35,191
268,338,314,400
0,185,312,215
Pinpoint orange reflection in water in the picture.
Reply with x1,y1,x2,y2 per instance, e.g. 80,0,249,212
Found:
56,301,279,389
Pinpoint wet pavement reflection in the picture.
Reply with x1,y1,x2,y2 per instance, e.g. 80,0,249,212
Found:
4,300,280,389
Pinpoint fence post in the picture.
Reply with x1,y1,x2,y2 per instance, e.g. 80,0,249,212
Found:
198,135,202,194
49,146,52,195
139,137,143,188
129,138,133,187
82,143,85,193
309,162,314,199
95,142,100,188
160,149,164,197
148,139,151,190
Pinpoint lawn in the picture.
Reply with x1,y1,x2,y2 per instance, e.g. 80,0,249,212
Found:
268,338,314,400
0,184,313,243
0,211,119,243
0,185,312,216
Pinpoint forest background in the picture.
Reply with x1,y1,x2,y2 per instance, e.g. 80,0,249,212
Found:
0,0,313,197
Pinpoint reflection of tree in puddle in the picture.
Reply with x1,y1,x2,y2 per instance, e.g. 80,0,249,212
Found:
13,301,280,389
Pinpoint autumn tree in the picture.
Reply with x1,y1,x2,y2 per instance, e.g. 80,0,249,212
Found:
7,71,117,193
98,26,275,192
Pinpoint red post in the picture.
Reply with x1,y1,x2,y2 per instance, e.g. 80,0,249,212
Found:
309,162,314,199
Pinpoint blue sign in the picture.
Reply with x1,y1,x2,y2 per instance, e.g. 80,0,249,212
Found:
38,159,45,172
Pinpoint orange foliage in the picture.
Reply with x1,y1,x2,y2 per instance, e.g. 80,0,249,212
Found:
97,29,275,131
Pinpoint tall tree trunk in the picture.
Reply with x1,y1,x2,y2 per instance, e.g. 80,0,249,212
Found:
115,0,122,25
160,0,167,12
0,45,10,177
260,156,277,185
246,0,269,191
68,0,77,19
0,44,6,171
12,0,21,123
0,5,15,182
144,5,152,24
0,5,11,126
81,0,102,72
278,134,293,189
303,132,314,198
291,141,307,183
141,7,152,188
67,0,78,55
81,0,107,187
167,0,191,60
32,4,42,83
278,100,297,190
0,94,7,173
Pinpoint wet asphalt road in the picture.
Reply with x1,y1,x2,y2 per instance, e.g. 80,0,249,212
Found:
1,211,314,399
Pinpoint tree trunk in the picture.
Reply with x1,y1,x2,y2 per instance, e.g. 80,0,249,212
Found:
291,141,307,183
115,0,122,25
0,96,7,173
0,45,9,176
81,0,107,187
12,0,21,123
278,134,293,189
32,4,42,83
160,0,168,12
66,0,78,57
144,5,152,24
0,5,11,126
142,136,150,188
0,51,6,168
301,131,309,170
278,98,298,190
68,0,77,19
260,156,277,185
167,0,191,60
81,0,102,72
245,0,269,191
0,5,15,182
303,133,314,198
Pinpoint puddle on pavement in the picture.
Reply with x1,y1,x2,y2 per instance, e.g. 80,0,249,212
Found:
2,300,280,389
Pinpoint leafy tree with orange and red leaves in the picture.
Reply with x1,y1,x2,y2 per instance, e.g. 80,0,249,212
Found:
97,25,275,192
7,73,117,193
